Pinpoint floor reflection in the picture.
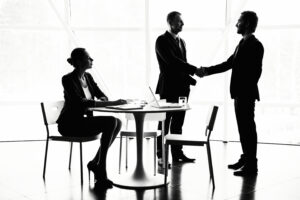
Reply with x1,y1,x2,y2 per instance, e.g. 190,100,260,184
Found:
90,185,108,200
1,141,300,200
239,175,257,200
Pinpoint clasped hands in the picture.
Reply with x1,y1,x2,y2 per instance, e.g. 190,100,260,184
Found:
195,67,208,78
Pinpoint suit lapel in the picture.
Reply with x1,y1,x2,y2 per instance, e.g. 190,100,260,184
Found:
165,31,185,58
71,71,86,98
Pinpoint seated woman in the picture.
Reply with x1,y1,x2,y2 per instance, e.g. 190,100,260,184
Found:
57,47,126,188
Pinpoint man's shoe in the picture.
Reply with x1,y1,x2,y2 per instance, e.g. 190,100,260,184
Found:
228,160,245,170
228,156,245,170
233,166,258,177
173,154,195,163
158,158,171,169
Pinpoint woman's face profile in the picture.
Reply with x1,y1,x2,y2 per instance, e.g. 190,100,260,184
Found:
76,50,93,70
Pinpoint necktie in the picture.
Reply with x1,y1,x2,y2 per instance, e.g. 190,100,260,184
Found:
176,38,182,52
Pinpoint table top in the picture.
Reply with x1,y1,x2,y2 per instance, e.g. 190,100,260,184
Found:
89,104,190,113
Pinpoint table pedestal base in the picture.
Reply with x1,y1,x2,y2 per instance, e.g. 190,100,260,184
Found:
111,173,168,189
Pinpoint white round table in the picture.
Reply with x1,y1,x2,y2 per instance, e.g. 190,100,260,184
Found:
89,104,190,189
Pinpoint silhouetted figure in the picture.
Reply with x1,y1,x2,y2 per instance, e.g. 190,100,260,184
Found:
57,48,127,188
197,11,264,176
155,11,202,165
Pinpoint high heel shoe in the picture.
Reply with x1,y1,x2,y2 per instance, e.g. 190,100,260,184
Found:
87,161,97,181
172,154,195,163
93,168,114,188
95,178,113,189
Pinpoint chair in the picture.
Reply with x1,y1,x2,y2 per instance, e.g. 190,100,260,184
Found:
164,105,218,188
119,113,166,175
41,101,100,185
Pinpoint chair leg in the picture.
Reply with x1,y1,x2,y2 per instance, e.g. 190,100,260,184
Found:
119,135,123,174
161,121,165,169
68,142,73,170
164,143,169,184
80,142,83,185
43,138,49,179
125,137,128,169
154,136,157,176
206,143,215,189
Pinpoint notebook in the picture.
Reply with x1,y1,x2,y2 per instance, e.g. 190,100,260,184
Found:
148,87,183,108
106,104,143,110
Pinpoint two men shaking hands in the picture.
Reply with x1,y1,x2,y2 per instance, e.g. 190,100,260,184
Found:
155,10,263,176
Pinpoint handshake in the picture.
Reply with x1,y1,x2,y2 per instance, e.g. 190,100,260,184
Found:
195,67,208,78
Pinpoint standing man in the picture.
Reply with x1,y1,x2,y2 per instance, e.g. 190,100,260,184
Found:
198,11,264,176
155,11,201,165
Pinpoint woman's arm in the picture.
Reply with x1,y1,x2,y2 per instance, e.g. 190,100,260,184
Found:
94,99,127,107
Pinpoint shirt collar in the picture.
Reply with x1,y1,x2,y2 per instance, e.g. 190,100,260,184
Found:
243,33,253,41
168,30,179,40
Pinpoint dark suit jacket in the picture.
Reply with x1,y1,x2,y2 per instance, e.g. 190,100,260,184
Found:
57,70,107,125
206,35,264,100
155,31,197,98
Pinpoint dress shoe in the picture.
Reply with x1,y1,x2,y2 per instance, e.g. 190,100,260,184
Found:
173,154,195,163
228,159,245,170
233,166,258,177
158,158,171,169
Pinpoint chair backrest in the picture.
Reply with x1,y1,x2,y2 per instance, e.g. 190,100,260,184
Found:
125,113,166,122
205,105,218,140
41,101,65,125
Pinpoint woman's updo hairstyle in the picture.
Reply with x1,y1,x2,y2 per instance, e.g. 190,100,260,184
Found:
67,47,86,67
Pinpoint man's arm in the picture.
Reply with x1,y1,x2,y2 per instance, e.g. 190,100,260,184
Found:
197,54,234,77
155,36,197,75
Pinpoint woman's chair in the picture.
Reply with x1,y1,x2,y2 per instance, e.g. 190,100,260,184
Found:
164,105,218,188
119,113,166,175
41,101,101,185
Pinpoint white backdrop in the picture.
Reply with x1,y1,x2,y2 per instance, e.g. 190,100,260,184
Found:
0,0,300,144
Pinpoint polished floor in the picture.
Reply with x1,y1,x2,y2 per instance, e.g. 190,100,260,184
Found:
0,139,300,200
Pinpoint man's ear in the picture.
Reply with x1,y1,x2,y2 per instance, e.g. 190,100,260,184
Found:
245,21,251,30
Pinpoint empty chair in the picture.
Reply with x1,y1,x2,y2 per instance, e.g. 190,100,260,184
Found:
119,113,166,175
41,101,100,184
164,105,218,188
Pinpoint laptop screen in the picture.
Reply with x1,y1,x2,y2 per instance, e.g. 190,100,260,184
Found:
148,86,160,106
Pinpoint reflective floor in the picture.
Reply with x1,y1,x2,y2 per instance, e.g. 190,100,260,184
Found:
0,139,300,200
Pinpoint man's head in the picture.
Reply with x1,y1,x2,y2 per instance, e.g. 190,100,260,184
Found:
236,11,258,35
167,11,184,34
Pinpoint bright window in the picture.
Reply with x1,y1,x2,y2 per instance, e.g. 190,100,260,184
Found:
0,0,299,145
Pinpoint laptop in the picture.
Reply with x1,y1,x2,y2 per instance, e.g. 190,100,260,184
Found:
148,87,183,108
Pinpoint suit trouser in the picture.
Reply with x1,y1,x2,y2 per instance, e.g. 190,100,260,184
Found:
157,110,186,158
157,91,189,158
234,99,257,163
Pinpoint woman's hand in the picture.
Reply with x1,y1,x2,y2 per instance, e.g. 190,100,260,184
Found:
99,97,108,101
94,99,127,107
114,99,127,105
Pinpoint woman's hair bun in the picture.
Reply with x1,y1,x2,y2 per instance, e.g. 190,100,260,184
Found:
67,48,86,67
67,58,73,65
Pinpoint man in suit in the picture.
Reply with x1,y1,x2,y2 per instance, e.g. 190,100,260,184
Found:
155,11,201,165
197,11,264,176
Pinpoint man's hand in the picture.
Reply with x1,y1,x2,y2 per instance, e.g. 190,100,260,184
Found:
196,67,207,78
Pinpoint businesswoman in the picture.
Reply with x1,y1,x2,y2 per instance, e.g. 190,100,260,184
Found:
57,47,126,188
